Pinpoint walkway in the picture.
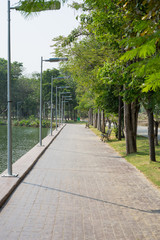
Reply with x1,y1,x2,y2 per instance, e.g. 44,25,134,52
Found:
0,124,160,240
137,125,160,140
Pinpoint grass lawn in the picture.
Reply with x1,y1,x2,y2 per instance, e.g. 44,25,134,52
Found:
90,126,160,189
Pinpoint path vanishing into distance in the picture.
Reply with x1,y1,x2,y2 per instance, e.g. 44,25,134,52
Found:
0,124,160,239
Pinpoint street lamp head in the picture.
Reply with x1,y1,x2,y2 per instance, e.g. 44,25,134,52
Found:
11,1,61,12
61,92,71,94
53,77,65,80
44,57,68,62
58,86,70,89
64,96,72,98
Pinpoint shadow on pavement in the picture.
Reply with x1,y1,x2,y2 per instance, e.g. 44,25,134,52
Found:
22,180,160,215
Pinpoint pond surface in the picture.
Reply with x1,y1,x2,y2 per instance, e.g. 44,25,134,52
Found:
0,125,50,174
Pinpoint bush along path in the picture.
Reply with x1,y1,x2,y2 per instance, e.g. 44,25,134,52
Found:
13,118,56,128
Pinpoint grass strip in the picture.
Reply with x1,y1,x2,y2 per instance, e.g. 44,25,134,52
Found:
90,126,160,189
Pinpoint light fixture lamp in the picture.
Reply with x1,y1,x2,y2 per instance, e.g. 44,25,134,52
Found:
40,57,68,144
51,77,67,134
5,0,62,177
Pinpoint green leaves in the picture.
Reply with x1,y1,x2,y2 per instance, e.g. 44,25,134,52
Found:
51,0,160,116
120,39,157,61
17,0,61,17
142,72,160,92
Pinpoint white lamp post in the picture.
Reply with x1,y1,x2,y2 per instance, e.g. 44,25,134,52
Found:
62,95,71,124
55,79,68,132
58,87,70,126
50,76,53,136
5,0,20,177
56,85,70,129
50,77,67,135
59,92,71,125
40,57,68,145
5,0,62,177
62,97,72,123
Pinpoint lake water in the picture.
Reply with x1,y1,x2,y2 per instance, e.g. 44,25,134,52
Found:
0,125,50,174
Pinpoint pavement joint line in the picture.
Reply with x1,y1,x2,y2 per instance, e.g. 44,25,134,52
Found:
0,124,66,208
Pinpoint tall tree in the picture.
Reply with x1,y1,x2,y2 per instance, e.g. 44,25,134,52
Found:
119,0,160,160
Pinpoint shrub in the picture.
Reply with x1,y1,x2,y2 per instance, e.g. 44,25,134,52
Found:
29,115,35,121
19,120,26,126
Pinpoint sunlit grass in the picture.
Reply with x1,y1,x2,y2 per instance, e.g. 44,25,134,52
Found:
65,120,86,124
90,125,160,189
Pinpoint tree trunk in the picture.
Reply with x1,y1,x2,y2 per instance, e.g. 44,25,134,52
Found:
101,110,105,133
88,108,93,125
68,104,70,120
93,112,98,128
118,95,123,140
147,109,156,161
88,110,90,124
131,100,140,145
90,108,93,125
70,108,73,120
97,109,101,131
124,102,138,154
154,121,159,146
74,109,77,121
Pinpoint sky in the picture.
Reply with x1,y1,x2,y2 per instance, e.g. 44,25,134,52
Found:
0,0,80,75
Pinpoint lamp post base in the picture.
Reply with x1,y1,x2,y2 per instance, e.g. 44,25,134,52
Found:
2,173,18,178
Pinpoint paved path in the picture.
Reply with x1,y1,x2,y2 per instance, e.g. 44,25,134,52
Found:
0,124,160,240
137,126,160,140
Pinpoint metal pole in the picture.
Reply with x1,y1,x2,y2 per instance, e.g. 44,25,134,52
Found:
59,92,60,126
68,102,70,120
63,100,65,123
2,1,19,177
50,76,53,135
17,102,18,120
7,0,12,176
39,57,43,146
56,86,58,130
64,101,66,121
63,99,64,124
61,99,63,125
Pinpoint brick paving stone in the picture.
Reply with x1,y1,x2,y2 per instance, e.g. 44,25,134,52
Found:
0,124,160,240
